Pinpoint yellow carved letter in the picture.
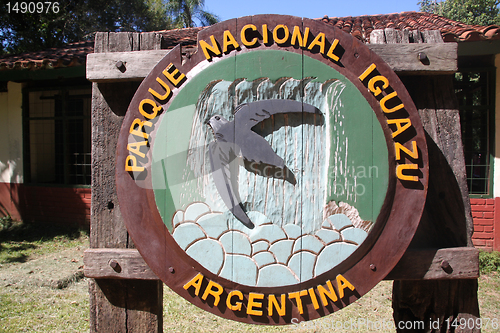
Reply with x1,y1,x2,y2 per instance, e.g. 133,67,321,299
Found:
162,63,185,87
395,141,419,161
397,164,419,181
273,24,289,44
125,155,144,172
183,273,204,296
201,280,223,306
139,99,162,119
262,24,269,44
359,63,377,82
307,32,326,54
227,290,243,311
241,24,258,47
368,75,389,96
268,294,286,316
129,118,152,139
308,288,320,310
127,141,148,159
291,26,309,47
288,290,308,314
223,30,239,53
247,293,265,316
380,91,405,113
387,118,412,138
326,39,340,61
199,35,221,60
148,77,172,101
317,280,338,306
336,274,355,299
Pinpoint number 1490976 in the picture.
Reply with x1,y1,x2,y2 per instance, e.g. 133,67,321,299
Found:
6,2,59,14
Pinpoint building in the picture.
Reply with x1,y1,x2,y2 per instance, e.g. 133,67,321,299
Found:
0,28,200,227
0,12,499,250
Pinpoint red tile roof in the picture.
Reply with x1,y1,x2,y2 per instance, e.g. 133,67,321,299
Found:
0,27,201,71
1,12,499,71
321,11,500,43
158,27,201,47
0,41,93,71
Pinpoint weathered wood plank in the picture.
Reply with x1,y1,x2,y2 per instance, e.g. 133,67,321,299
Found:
108,32,140,52
140,32,162,51
90,31,163,333
83,247,478,280
384,28,402,44
369,29,386,44
385,247,479,280
87,43,457,83
393,75,479,333
84,249,159,280
422,29,444,43
368,43,457,73
401,29,410,43
86,50,170,82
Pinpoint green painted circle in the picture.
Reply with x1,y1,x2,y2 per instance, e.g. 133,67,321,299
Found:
152,50,388,230
150,50,389,286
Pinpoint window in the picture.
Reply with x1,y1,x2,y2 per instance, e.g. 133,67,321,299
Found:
454,69,495,196
24,85,91,186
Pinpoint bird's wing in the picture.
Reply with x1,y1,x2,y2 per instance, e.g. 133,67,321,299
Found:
234,99,321,129
237,131,285,169
208,141,255,229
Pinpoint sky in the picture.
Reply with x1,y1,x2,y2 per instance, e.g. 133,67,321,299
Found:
204,0,421,22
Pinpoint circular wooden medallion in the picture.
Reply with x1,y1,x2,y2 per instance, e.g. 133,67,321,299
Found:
116,15,428,325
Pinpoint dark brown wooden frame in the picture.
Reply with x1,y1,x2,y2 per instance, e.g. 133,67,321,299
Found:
114,15,429,324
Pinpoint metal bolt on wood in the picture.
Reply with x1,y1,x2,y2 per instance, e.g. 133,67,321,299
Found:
418,52,428,62
441,260,452,273
115,61,126,72
109,259,121,272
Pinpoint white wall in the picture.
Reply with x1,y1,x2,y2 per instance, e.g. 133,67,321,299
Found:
0,81,23,184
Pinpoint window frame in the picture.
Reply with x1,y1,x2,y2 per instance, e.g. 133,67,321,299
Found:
22,84,92,188
455,67,495,198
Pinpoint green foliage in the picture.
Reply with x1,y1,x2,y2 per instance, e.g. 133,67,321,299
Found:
419,0,500,26
167,0,220,28
0,0,173,54
479,251,500,274
0,215,13,231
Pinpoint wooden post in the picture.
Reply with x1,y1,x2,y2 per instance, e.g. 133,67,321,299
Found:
369,29,479,331
392,75,480,332
89,32,163,333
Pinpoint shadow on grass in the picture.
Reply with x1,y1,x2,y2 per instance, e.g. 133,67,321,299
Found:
3,252,30,264
0,221,89,264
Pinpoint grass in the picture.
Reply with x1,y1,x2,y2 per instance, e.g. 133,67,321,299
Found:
162,281,396,332
0,221,87,265
0,222,89,333
0,221,499,332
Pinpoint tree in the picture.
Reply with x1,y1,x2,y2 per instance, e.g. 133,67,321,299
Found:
419,0,500,26
0,0,173,54
167,0,219,28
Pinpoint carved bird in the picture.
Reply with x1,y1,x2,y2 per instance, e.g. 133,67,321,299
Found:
207,99,322,229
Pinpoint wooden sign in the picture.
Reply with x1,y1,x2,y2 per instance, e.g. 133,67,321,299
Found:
116,15,428,325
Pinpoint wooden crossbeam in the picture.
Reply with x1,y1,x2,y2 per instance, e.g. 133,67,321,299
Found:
86,50,169,82
384,247,479,280
84,247,479,281
86,43,457,82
